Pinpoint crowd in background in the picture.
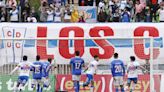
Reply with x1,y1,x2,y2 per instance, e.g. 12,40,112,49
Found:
0,0,164,22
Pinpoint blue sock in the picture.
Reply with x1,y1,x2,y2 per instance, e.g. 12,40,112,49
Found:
121,88,124,92
74,81,78,92
116,88,119,92
77,81,80,92
37,84,39,92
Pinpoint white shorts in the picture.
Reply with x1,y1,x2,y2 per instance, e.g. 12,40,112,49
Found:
42,77,50,87
113,76,124,86
72,75,81,81
32,79,42,86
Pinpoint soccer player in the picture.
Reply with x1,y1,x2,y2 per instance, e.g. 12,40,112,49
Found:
70,51,85,92
31,55,43,92
126,56,146,92
42,58,52,89
83,55,99,92
111,53,125,92
10,55,32,92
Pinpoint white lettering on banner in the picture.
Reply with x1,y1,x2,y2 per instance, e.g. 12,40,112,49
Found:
1,79,51,91
0,82,2,90
0,23,164,64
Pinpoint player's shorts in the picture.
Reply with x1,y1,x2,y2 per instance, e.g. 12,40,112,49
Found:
113,76,124,86
17,76,29,85
42,77,50,87
86,74,93,82
32,78,42,87
72,75,81,81
127,78,138,84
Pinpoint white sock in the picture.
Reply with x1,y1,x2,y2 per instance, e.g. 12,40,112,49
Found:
90,87,94,92
132,83,136,91
14,87,18,92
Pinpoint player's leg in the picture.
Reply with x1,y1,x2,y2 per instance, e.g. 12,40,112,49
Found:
19,76,29,92
72,75,80,92
42,77,50,89
38,79,43,92
113,77,119,92
14,76,22,92
31,79,37,92
131,78,138,92
83,74,91,87
90,75,94,92
119,76,125,92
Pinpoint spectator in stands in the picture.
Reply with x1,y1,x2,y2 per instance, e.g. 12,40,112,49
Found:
121,8,131,22
78,15,85,22
71,7,79,22
6,0,17,8
31,7,39,22
0,0,5,7
98,7,107,22
22,2,31,22
61,0,66,6
98,0,105,13
112,8,120,22
105,3,112,22
145,7,151,22
150,0,160,22
27,13,37,22
46,7,54,22
9,6,19,22
0,7,6,22
63,5,71,22
119,0,127,10
39,1,48,22
158,2,164,22
54,7,61,22
68,0,74,4
135,0,143,22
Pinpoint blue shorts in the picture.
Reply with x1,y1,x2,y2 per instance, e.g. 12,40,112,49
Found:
127,78,138,84
18,76,29,85
86,74,93,83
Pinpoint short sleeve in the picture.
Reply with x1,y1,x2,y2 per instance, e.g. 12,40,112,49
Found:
134,61,140,66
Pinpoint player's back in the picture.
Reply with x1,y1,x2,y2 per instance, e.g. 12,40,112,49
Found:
31,61,43,79
86,60,99,75
18,61,32,76
70,57,84,75
42,61,51,77
127,61,140,78
111,59,125,77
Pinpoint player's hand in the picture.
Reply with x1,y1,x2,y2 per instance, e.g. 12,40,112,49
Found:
113,77,116,81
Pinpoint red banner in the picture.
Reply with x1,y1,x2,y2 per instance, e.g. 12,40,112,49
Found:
55,74,161,92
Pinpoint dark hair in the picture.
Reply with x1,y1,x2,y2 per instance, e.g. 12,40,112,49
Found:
114,53,118,58
36,55,40,61
75,51,80,56
23,55,28,61
130,56,135,61
94,55,99,59
48,58,52,63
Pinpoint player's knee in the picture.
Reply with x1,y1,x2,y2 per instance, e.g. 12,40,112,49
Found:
120,85,124,88
16,83,20,87
91,80,94,87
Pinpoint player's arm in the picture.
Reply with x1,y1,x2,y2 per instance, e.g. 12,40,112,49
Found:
138,65,149,73
122,62,125,76
10,65,20,75
83,62,89,73
110,62,114,76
